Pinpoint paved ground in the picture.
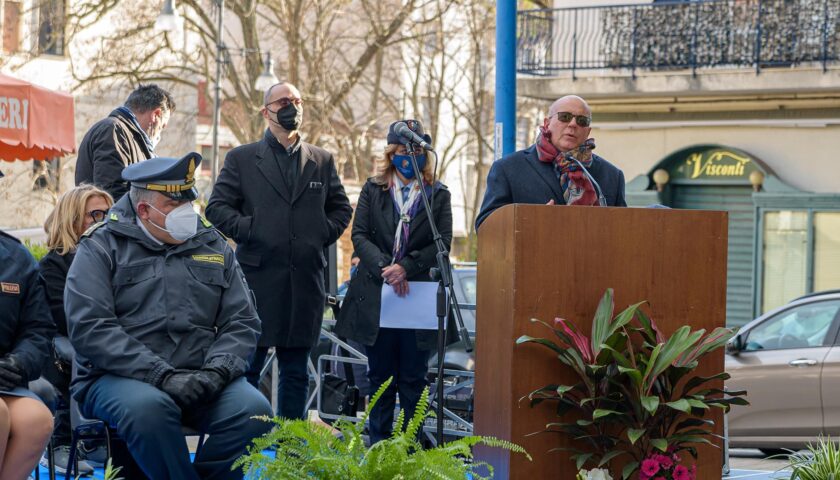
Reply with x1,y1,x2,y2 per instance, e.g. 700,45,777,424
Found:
35,447,798,479
726,448,795,479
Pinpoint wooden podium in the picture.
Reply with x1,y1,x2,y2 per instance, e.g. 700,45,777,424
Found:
474,205,728,479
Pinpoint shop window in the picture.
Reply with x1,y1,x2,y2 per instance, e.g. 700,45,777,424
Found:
762,211,808,313
38,0,66,56
2,1,22,54
814,212,840,292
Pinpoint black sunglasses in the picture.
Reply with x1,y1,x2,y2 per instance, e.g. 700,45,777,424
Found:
87,209,108,223
554,111,592,127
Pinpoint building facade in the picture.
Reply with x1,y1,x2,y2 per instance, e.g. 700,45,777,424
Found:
517,0,840,325
0,0,197,230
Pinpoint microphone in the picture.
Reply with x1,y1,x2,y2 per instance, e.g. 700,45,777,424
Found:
394,122,435,151
567,154,607,207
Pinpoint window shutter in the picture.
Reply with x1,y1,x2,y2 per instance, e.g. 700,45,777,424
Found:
2,1,22,54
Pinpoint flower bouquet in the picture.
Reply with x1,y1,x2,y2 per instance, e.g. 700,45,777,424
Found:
640,450,696,480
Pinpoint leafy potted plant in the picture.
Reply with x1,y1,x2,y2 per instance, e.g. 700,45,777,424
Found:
516,288,747,479
787,436,840,480
236,377,530,479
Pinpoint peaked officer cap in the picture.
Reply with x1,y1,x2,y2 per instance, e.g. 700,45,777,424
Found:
122,152,201,200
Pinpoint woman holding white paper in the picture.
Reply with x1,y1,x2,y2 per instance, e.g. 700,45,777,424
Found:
335,119,452,444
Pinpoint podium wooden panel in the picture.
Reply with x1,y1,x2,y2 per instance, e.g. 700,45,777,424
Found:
475,205,728,480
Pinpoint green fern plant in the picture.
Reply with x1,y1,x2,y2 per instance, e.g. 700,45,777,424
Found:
788,437,840,480
234,377,530,479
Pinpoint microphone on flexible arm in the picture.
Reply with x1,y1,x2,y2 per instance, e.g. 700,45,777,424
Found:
566,153,607,206
394,122,436,152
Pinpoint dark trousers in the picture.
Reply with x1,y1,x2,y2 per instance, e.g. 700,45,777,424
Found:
365,328,430,444
246,346,311,420
83,375,272,480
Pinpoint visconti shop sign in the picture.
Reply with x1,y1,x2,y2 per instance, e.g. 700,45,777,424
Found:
669,148,761,182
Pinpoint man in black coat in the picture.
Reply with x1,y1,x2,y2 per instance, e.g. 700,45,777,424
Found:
75,84,175,201
206,82,353,419
476,95,626,229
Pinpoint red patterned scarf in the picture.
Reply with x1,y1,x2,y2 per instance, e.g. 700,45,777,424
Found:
536,123,599,206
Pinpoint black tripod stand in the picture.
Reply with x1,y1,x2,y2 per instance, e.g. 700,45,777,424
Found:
401,141,472,446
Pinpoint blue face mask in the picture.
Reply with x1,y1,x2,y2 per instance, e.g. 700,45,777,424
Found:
392,154,426,179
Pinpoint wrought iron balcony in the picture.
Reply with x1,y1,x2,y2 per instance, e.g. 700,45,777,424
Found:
517,0,840,77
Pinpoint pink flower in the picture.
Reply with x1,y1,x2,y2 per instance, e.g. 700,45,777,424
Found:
689,464,697,480
640,473,650,480
641,459,660,477
673,465,690,480
654,454,673,470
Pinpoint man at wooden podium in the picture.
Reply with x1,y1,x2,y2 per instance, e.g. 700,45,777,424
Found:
475,95,626,229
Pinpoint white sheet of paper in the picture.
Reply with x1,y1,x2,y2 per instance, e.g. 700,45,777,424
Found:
379,281,441,330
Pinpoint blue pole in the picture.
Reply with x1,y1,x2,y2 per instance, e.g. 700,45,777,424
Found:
494,0,517,160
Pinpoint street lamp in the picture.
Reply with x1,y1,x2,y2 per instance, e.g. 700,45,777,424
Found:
154,0,183,32
155,0,274,186
255,53,279,92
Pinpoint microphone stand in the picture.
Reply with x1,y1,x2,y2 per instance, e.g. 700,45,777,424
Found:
568,154,607,206
402,140,472,447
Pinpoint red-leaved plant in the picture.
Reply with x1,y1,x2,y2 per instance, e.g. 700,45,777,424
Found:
516,289,748,479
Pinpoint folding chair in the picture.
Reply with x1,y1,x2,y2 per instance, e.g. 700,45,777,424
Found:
65,395,205,480
64,358,205,480
32,439,56,480
28,377,57,480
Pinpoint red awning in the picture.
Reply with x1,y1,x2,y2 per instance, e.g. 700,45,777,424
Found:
0,73,75,161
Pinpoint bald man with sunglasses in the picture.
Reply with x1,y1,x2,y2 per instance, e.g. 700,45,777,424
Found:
475,95,626,229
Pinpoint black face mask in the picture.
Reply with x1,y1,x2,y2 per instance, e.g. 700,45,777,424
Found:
275,103,303,131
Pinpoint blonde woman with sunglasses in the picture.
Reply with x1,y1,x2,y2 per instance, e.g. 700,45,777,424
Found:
38,184,112,475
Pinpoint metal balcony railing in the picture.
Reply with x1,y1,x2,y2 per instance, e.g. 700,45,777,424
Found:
517,0,840,77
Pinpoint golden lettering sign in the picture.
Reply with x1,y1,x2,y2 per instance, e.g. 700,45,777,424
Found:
684,151,751,179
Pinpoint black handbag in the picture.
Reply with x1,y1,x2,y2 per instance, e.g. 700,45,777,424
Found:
319,300,360,423
320,367,360,420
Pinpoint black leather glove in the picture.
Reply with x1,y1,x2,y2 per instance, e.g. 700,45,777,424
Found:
195,369,227,400
0,355,24,391
160,371,210,407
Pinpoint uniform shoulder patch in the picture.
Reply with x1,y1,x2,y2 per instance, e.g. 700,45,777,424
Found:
191,254,225,265
81,221,106,238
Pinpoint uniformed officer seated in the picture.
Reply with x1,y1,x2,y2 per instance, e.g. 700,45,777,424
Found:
1,165,56,479
64,153,272,480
